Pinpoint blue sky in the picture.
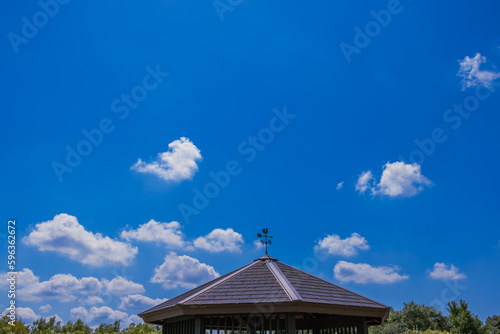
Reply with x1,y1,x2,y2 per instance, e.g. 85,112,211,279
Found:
1,0,500,327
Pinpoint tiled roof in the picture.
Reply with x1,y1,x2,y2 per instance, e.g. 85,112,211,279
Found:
140,255,388,317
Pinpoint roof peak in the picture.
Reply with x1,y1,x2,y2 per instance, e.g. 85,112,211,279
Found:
254,254,278,261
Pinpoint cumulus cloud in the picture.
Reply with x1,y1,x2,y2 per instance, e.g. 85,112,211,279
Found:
121,220,185,248
23,214,138,266
458,53,500,90
193,228,243,253
19,273,102,302
356,162,432,198
71,306,142,328
429,263,466,280
336,181,344,190
102,276,145,296
39,304,52,313
334,261,409,284
2,267,144,304
315,233,370,257
151,252,220,289
131,137,202,183
3,307,62,325
0,268,38,289
118,294,168,310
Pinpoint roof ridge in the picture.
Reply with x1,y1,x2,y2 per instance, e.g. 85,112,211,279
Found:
177,260,260,305
277,262,389,308
266,260,302,301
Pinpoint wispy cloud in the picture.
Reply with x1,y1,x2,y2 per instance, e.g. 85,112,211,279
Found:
334,261,409,284
458,53,500,90
315,233,370,257
23,214,138,267
131,137,202,183
356,161,432,198
336,181,344,190
429,263,466,280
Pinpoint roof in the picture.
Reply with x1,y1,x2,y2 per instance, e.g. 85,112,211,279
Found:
139,255,390,323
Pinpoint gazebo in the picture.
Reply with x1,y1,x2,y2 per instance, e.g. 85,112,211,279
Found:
139,254,390,334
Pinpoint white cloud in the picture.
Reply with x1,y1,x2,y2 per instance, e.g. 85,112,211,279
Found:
39,304,52,313
151,252,220,289
315,233,370,257
14,307,40,323
334,261,409,284
429,263,466,280
102,276,145,296
336,181,344,190
19,273,102,302
355,171,374,193
118,294,168,310
193,228,243,253
71,306,142,328
0,268,39,289
3,307,62,325
356,162,431,198
121,220,185,248
458,53,500,90
131,137,202,183
254,239,264,249
23,214,138,267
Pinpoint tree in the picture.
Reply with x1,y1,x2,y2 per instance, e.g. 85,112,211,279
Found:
370,302,450,334
31,316,61,333
447,299,483,334
0,315,29,334
400,301,450,331
484,315,500,334
61,319,92,334
121,322,162,334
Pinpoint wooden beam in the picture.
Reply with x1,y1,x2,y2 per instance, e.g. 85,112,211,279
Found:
286,313,296,334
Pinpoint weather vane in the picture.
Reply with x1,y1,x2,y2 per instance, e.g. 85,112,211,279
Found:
257,228,273,255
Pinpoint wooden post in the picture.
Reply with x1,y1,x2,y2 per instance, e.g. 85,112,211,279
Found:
195,316,203,334
358,319,368,334
286,313,296,334
163,321,168,334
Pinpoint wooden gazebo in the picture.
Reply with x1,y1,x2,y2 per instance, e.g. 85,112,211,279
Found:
139,255,390,334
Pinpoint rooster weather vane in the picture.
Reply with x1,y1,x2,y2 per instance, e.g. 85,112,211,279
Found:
257,228,273,255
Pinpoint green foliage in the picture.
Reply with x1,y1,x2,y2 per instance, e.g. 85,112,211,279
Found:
370,302,450,334
484,315,500,334
31,317,62,333
0,316,161,334
0,315,29,334
404,330,453,334
447,300,484,334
